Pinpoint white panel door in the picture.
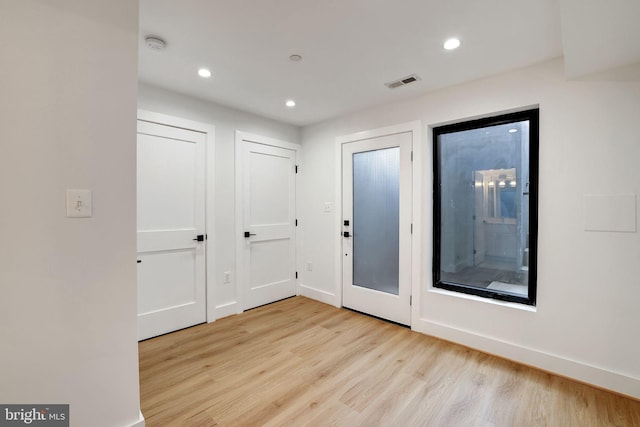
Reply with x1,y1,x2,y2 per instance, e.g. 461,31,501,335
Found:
137,120,206,340
240,142,296,310
342,132,412,325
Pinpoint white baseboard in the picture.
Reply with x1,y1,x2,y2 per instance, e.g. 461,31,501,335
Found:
128,411,145,427
215,301,242,320
413,317,640,400
298,284,339,307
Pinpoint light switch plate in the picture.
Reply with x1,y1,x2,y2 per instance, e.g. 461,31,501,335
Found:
66,189,92,218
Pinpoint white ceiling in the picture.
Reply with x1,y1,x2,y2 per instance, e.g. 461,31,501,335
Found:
138,0,640,127
560,0,640,79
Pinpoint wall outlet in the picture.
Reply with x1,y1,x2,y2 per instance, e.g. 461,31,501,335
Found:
223,271,231,284
306,262,313,271
323,202,332,213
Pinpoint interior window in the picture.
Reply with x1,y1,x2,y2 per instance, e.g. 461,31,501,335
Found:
433,109,539,305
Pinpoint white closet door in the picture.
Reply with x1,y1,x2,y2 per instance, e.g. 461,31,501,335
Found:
239,141,297,310
136,120,206,340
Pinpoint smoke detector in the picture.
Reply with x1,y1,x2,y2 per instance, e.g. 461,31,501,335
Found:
385,74,421,89
145,35,167,51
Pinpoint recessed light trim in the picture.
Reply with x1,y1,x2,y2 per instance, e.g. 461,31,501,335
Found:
285,100,296,108
443,38,461,50
198,68,212,78
289,54,303,62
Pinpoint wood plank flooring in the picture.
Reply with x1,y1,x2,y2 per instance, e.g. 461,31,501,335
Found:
139,296,640,426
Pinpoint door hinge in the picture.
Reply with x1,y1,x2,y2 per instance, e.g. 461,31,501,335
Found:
410,295,412,306
295,165,299,173
411,151,413,161
295,271,298,279
411,223,413,234
295,219,298,226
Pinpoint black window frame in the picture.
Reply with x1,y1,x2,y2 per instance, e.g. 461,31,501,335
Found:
433,108,539,305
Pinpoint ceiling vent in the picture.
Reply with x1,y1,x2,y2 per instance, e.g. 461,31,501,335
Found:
385,74,421,89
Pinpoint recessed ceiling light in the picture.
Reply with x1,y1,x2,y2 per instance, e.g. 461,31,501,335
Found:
443,38,461,50
289,54,303,62
508,128,518,133
198,68,212,78
285,100,296,108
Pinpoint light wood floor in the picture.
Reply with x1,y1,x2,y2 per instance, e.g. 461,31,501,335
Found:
139,296,640,426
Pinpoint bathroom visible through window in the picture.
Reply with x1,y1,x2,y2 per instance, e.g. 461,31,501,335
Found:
433,109,539,305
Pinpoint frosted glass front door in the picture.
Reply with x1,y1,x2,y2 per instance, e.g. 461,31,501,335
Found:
352,148,400,295
341,131,412,326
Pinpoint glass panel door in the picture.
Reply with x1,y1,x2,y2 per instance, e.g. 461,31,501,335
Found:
352,147,400,295
341,131,412,326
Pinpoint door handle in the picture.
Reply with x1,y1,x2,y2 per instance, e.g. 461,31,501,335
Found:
343,231,351,238
193,234,205,242
244,231,257,238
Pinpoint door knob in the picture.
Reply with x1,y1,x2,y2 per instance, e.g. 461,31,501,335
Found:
193,234,205,242
244,231,257,238
343,231,351,238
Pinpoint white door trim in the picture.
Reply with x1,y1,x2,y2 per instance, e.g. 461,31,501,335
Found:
235,131,300,312
334,121,422,327
137,110,217,323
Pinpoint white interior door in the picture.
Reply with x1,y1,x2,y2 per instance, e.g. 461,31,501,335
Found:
342,132,412,325
239,140,296,310
137,120,206,340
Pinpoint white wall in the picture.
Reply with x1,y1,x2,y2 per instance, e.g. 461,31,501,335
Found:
0,1,143,426
299,58,640,398
138,83,300,317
